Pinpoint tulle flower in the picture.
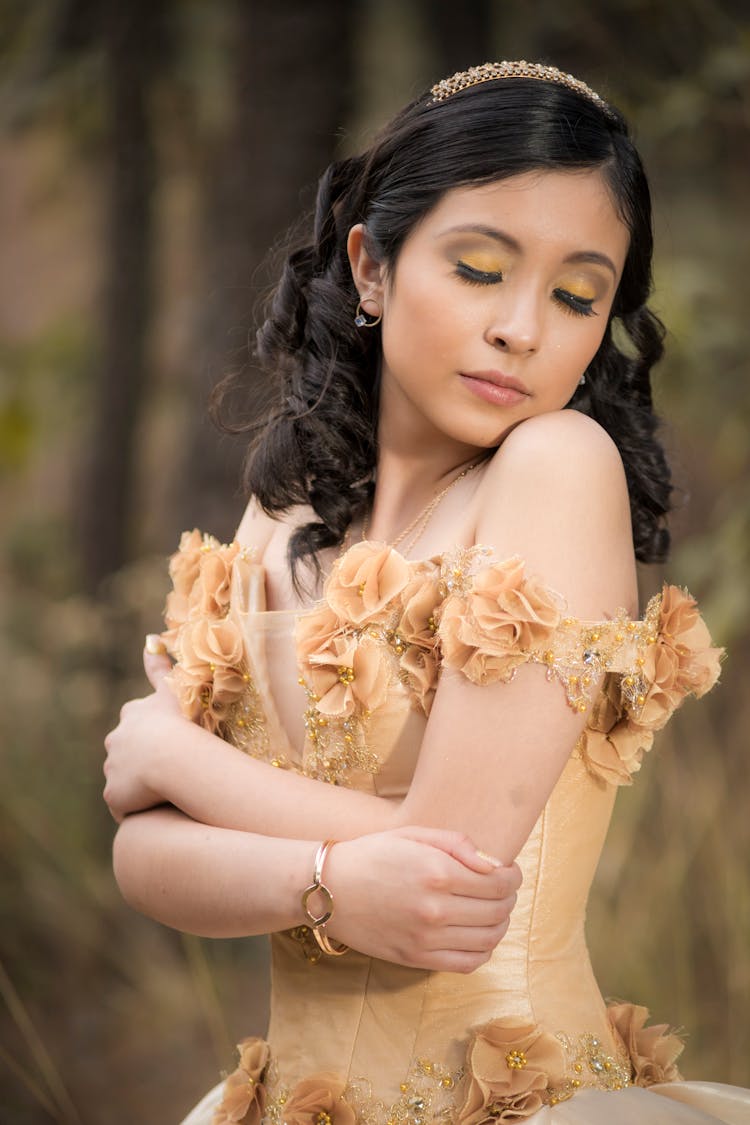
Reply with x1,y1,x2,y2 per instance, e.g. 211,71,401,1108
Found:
577,675,653,786
607,1002,684,1086
160,530,248,739
439,557,563,684
296,603,345,668
396,564,443,648
580,587,723,785
162,529,208,643
399,645,440,716
282,1073,356,1125
212,1037,269,1125
326,542,412,625
306,633,390,717
629,586,722,731
458,1020,567,1123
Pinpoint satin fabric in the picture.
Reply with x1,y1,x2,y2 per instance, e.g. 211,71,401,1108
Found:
176,549,747,1125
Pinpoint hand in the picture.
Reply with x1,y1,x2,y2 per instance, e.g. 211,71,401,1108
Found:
103,641,182,822
323,826,522,973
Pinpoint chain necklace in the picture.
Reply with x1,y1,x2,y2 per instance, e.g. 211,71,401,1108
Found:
360,458,483,556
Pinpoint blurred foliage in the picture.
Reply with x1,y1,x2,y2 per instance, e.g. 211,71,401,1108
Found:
0,0,748,1120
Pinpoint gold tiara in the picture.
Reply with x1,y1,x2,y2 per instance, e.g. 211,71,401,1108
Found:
429,60,614,118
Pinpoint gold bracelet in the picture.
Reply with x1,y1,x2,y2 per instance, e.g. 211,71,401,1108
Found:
300,840,349,957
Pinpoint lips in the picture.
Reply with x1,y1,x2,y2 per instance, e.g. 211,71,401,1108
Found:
459,370,531,407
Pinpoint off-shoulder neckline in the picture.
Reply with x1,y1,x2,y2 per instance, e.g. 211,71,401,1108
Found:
240,538,448,618
233,537,646,625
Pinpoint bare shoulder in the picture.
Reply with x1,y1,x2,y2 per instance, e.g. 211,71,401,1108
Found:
477,411,629,514
234,496,283,559
474,411,637,617
491,410,625,480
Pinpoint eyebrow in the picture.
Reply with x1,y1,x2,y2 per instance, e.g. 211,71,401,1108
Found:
438,224,619,280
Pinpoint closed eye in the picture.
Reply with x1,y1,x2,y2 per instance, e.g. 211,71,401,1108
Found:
553,288,597,318
455,260,504,286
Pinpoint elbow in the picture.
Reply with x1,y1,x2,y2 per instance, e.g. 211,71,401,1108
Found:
112,818,150,916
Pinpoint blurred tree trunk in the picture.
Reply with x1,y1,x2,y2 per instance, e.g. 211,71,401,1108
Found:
174,0,356,541
78,0,159,588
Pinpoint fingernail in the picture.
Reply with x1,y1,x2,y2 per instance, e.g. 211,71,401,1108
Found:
145,634,167,656
476,849,502,868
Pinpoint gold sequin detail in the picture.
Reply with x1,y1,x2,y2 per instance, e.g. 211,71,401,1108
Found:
343,1056,463,1125
261,1027,633,1125
544,1031,631,1106
225,545,666,788
225,666,277,762
526,596,662,717
299,676,380,785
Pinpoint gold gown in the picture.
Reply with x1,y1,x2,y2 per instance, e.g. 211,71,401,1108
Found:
161,531,748,1125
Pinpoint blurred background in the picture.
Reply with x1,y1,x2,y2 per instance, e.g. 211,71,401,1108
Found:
1,1,748,1121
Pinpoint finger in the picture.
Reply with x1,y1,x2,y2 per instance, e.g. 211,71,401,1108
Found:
416,891,517,932
433,860,521,902
431,918,511,953
428,891,518,929
396,825,508,875
143,638,173,691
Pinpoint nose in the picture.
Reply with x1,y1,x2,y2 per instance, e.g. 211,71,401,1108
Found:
485,288,542,354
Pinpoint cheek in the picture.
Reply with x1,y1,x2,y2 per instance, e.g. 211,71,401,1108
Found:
382,280,459,361
559,316,609,370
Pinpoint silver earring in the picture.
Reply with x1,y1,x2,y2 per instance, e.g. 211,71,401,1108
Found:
579,373,586,386
354,300,382,328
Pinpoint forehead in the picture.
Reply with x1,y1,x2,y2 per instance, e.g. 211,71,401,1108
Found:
413,169,631,267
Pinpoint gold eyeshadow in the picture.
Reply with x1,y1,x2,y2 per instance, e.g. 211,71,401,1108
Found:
456,250,507,274
556,277,599,301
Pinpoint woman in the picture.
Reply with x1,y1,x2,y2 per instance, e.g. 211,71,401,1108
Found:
103,62,748,1123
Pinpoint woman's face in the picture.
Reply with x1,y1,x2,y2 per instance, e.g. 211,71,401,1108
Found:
351,169,631,453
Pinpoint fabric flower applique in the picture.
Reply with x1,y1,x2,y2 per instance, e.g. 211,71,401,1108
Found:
627,586,722,731
160,530,250,740
297,547,444,721
577,676,654,787
395,562,443,714
607,1002,684,1087
305,632,391,718
458,1020,568,1123
282,1073,356,1125
212,1037,270,1125
579,586,723,786
438,555,565,685
326,541,412,625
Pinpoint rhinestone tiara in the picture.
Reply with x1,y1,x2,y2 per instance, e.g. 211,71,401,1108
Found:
429,60,615,118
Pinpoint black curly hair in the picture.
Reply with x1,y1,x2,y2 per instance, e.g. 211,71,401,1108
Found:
213,71,672,586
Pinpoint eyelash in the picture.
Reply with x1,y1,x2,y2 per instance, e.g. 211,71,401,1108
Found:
455,261,597,319
455,261,503,286
553,290,597,318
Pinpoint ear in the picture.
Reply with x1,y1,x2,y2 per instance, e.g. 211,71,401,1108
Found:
347,224,385,307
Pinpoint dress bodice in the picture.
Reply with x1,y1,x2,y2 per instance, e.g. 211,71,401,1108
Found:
162,531,733,1125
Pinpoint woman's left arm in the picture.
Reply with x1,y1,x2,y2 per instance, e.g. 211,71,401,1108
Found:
395,412,638,863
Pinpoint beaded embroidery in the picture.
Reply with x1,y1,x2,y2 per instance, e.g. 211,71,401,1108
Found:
263,1056,463,1125
298,663,382,784
528,596,662,716
164,536,720,792
225,668,273,758
545,1031,631,1105
252,1027,633,1125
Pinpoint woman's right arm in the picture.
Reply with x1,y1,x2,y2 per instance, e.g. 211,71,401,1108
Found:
113,809,520,973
